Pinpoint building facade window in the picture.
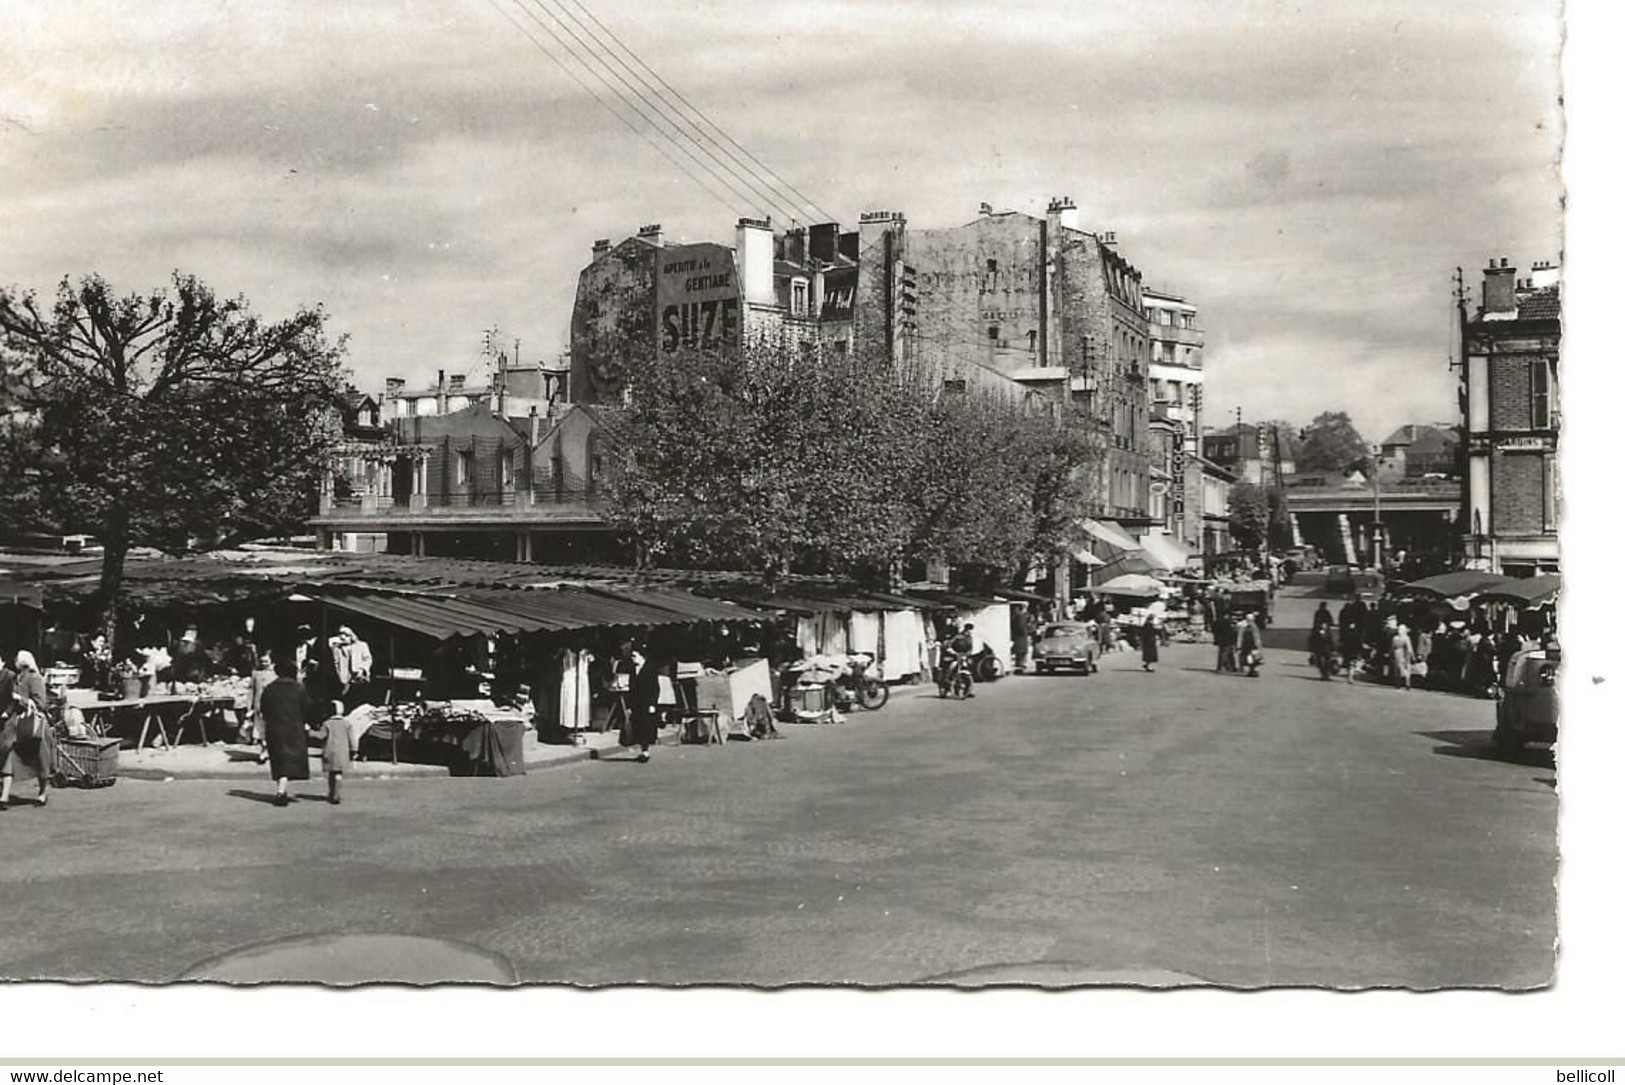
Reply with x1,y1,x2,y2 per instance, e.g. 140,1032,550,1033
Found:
1531,359,1551,429
791,280,808,316
455,449,474,487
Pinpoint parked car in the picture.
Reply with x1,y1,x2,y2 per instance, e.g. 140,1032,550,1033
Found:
1291,546,1324,571
1494,646,1559,751
1032,622,1100,675
1325,564,1356,595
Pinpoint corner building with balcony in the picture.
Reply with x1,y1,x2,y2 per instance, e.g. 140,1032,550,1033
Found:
1459,257,1560,576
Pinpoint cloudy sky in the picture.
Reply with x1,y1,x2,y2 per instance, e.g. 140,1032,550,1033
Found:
2,0,1561,443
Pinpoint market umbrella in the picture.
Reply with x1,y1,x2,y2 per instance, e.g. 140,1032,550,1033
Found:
1475,574,1561,608
1392,571,1513,599
1093,574,1165,599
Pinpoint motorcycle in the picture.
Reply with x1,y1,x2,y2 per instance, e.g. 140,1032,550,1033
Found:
971,645,1005,684
833,654,889,711
936,653,974,699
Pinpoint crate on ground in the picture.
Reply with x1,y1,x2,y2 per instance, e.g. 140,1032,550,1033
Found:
54,736,120,788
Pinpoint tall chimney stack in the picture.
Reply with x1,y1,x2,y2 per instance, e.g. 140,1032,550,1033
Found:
1483,257,1517,316
735,217,776,306
1046,196,1080,232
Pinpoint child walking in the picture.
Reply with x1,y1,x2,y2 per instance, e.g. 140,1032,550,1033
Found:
313,700,356,806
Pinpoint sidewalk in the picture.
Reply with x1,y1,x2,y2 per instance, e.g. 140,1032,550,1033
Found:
113,729,626,781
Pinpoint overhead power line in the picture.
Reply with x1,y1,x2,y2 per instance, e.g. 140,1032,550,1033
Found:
482,0,742,215
507,0,784,218
541,0,810,225
560,0,836,225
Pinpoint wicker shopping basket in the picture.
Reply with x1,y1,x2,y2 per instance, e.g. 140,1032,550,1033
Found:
53,736,120,788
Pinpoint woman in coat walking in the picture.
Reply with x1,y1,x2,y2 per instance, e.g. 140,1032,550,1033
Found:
0,651,52,809
1238,614,1263,678
1390,623,1416,691
627,650,662,763
1139,612,1160,672
259,658,314,805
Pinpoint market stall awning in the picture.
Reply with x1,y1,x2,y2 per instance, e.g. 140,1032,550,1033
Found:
992,587,1052,605
1135,534,1192,573
0,580,45,610
315,591,555,640
1092,573,1166,599
1394,571,1514,599
903,589,1003,610
1475,574,1561,607
583,585,769,623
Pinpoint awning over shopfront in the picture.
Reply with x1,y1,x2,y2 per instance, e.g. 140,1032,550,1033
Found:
1067,546,1106,568
1135,534,1193,573
1077,519,1142,553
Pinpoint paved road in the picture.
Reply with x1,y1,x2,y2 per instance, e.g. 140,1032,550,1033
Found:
0,595,1555,988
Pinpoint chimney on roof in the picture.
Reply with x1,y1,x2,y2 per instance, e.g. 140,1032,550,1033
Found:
735,216,775,306
1529,259,1560,290
1100,230,1117,247
783,226,807,266
1046,196,1079,231
384,377,405,400
1483,257,1517,316
592,238,611,257
436,369,448,415
979,202,994,216
809,222,840,263
637,223,662,245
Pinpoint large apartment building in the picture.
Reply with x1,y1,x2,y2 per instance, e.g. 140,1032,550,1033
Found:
569,198,1179,528
1458,257,1560,576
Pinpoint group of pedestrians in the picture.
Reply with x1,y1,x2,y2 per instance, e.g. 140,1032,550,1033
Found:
1210,610,1265,678
1306,595,1543,695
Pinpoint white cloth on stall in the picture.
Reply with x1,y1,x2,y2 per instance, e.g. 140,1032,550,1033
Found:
848,611,881,658
966,603,1013,671
796,617,821,658
878,609,928,681
558,649,593,731
816,612,850,657
727,659,773,718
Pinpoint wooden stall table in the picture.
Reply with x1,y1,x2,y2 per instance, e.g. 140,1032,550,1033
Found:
69,692,236,749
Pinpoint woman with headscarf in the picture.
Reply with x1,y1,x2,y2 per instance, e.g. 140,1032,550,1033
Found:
1237,614,1263,678
0,651,53,809
1390,623,1415,691
1139,609,1160,672
259,657,314,806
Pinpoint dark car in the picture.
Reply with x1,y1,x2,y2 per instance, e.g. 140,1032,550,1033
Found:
1033,622,1100,675
1494,647,1559,751
1325,564,1356,595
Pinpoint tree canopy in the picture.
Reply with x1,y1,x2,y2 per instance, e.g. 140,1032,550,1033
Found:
1296,410,1369,474
1227,481,1271,552
599,343,1101,588
0,272,350,641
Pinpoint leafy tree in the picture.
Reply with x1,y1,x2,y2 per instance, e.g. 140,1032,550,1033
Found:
1228,481,1271,551
1297,410,1369,474
599,343,1101,588
0,272,349,644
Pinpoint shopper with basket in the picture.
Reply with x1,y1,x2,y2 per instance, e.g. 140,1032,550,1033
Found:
0,651,53,810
